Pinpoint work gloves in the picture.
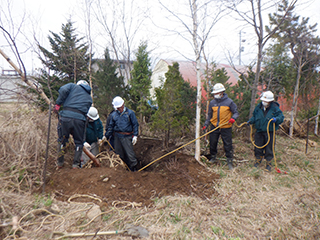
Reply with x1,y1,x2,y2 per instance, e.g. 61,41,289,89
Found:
98,136,106,146
84,142,91,149
228,118,235,124
246,121,251,125
202,126,206,132
132,136,138,145
271,117,277,123
53,104,60,114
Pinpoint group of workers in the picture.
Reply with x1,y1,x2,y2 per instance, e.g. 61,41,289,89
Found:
54,80,139,172
53,80,284,173
203,83,284,171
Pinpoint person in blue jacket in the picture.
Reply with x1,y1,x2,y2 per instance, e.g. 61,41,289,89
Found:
54,80,93,169
81,107,104,167
105,96,139,172
247,91,284,171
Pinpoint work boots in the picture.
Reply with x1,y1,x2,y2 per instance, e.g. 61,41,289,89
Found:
265,159,272,172
209,155,217,163
57,144,65,168
227,158,233,170
72,146,82,169
254,156,263,168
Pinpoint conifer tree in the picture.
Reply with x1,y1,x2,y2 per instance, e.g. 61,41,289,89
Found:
39,20,90,83
34,20,90,107
261,42,294,99
151,62,196,147
93,48,127,118
268,0,320,136
129,41,152,119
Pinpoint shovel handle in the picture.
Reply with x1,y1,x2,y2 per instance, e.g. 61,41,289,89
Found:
83,146,101,167
54,230,125,239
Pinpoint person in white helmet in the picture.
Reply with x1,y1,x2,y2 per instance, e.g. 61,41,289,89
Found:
105,96,139,171
81,107,104,167
54,80,92,169
247,90,284,171
203,83,239,170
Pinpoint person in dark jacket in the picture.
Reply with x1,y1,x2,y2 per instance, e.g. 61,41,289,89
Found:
203,83,239,170
247,91,284,171
81,107,104,167
105,96,139,171
54,80,93,169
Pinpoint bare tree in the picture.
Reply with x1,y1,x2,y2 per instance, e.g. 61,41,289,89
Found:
93,0,149,84
0,1,50,105
227,0,297,118
269,1,320,136
158,0,226,161
80,0,95,102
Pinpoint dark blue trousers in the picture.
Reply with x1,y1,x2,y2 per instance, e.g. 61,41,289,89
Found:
209,126,233,159
114,135,137,170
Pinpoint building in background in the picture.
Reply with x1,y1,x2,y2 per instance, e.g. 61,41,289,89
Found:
91,59,133,86
150,59,242,99
0,69,26,102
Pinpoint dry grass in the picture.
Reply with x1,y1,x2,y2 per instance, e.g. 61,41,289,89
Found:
1,103,320,239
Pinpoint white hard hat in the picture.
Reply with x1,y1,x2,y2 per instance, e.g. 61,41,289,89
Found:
260,91,274,102
112,96,124,109
87,107,99,120
211,83,226,94
77,80,89,86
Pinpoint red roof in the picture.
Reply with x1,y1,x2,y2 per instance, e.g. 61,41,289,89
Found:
163,60,244,99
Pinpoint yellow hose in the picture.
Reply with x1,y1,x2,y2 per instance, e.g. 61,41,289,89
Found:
136,119,280,172
138,122,229,172
243,119,279,171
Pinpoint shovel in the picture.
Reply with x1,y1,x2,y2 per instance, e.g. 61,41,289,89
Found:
83,146,101,167
53,224,149,239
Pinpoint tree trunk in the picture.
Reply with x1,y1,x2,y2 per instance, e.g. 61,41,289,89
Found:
289,64,302,137
249,46,262,118
315,96,320,135
191,0,202,162
249,0,263,118
0,48,51,105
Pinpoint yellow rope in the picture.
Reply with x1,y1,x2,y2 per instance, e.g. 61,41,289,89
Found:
100,137,131,171
240,119,279,171
138,122,229,171
131,118,280,172
249,120,272,149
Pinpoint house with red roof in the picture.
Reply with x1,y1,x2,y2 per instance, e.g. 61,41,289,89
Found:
150,59,311,114
150,59,243,99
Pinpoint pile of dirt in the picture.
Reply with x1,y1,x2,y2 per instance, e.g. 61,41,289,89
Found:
44,138,219,206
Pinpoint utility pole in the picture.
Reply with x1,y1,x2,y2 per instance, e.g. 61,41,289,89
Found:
239,30,246,65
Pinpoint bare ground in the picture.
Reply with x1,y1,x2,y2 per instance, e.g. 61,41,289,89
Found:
43,138,220,207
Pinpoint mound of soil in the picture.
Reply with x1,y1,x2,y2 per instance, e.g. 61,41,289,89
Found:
44,138,219,206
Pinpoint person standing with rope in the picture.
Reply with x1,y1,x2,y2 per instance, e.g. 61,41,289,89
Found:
247,91,284,172
203,83,239,170
105,96,139,172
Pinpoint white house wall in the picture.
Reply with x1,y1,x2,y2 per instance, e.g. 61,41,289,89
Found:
150,60,169,98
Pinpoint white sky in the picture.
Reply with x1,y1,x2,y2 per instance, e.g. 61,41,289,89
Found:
0,0,319,74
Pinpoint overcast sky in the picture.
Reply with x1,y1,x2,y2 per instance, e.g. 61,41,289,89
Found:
0,0,319,73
